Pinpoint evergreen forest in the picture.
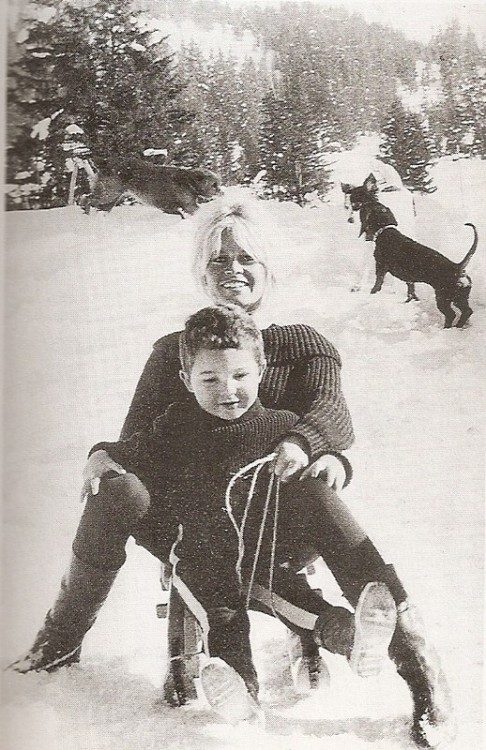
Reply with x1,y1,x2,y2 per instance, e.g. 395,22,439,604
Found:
6,0,486,208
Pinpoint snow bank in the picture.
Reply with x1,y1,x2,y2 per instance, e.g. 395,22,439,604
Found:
2,157,484,749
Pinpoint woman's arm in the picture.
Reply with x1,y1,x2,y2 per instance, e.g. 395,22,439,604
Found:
262,324,354,486
119,332,185,439
262,324,354,455
285,353,355,456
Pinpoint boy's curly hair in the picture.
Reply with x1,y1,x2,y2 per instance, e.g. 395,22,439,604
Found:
179,305,266,373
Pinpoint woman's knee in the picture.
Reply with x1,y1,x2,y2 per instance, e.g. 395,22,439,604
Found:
293,477,367,544
290,476,338,510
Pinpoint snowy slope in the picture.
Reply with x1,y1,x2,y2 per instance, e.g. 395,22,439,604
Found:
2,158,485,749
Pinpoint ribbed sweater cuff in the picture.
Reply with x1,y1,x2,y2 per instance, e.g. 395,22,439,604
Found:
325,451,353,488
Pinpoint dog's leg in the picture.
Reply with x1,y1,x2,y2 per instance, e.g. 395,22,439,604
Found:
456,307,473,328
370,265,387,295
435,292,456,328
454,289,473,328
405,283,419,303
79,195,91,215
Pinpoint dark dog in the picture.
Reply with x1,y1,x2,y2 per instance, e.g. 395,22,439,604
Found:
349,175,478,328
83,158,222,217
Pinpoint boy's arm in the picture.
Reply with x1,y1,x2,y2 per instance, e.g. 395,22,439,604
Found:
85,411,170,496
89,431,146,476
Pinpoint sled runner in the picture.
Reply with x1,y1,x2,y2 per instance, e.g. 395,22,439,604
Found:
159,579,202,706
157,566,325,705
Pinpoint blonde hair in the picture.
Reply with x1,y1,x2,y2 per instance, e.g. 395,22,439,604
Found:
191,187,275,300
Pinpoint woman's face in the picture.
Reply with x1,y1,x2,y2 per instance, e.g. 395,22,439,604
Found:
203,230,267,313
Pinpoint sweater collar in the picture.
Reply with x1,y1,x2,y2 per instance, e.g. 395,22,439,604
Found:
184,398,266,429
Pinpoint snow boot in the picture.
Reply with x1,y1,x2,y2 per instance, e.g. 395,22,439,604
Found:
314,582,397,678
8,553,118,674
200,657,264,727
390,602,456,748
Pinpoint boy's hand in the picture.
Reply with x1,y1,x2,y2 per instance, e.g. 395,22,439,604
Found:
299,454,346,491
81,449,126,501
270,439,309,482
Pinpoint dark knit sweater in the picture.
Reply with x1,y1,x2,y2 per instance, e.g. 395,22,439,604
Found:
120,324,354,461
92,400,299,561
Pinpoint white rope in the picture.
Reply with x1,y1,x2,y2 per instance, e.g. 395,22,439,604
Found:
223,453,281,610
267,477,281,618
244,472,276,608
224,453,275,587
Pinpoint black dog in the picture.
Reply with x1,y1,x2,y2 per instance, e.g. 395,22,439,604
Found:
348,175,478,328
83,158,222,218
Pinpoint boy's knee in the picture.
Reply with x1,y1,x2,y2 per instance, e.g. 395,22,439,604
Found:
98,472,151,522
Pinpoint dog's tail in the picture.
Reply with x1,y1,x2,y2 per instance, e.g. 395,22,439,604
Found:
457,223,478,272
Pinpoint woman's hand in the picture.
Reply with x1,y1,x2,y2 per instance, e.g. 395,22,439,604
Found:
270,438,309,482
299,453,346,491
81,449,126,501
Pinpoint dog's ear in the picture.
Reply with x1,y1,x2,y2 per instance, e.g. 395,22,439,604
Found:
363,173,378,194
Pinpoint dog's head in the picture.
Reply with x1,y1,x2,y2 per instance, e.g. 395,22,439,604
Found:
189,168,222,204
348,173,380,212
359,202,398,241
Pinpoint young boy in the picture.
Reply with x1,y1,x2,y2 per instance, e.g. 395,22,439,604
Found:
86,305,397,723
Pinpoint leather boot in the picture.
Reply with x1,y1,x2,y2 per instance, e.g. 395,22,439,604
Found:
8,554,118,673
390,602,456,748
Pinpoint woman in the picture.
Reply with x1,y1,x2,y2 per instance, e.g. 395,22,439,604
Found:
11,190,453,749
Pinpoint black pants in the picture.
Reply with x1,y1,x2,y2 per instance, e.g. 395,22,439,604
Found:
73,473,406,640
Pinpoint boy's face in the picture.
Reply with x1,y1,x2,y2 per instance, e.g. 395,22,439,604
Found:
180,346,264,421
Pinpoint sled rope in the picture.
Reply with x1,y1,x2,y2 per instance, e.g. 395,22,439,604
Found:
225,454,275,586
224,454,281,612
244,471,277,609
267,475,280,618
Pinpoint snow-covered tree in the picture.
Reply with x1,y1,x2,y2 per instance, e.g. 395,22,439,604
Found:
380,99,436,193
457,62,486,156
259,85,329,205
177,45,266,184
7,0,193,208
428,23,486,157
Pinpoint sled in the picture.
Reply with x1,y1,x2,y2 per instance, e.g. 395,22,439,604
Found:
158,578,202,706
157,561,324,706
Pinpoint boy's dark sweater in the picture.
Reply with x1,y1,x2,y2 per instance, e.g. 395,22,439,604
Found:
120,323,354,458
92,399,299,536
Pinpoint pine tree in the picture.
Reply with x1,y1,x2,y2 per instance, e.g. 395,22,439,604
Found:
380,99,436,193
457,62,486,156
8,0,193,208
258,24,333,205
232,57,266,183
429,23,485,156
259,86,328,205
177,45,266,185
176,41,216,167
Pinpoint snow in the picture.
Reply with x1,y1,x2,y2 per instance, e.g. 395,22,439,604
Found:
2,157,485,749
